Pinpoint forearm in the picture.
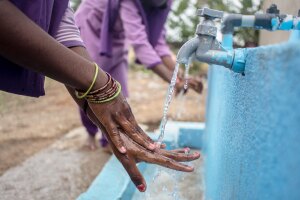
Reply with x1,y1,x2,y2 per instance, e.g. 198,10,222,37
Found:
0,0,107,90
161,56,176,71
66,46,93,110
151,55,182,83
150,63,173,83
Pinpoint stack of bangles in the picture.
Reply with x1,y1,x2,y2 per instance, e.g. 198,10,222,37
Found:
75,63,122,113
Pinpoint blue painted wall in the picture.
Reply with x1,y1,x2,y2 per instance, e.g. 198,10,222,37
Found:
204,41,300,200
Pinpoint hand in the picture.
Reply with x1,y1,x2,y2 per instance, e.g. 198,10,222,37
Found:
108,133,200,192
67,87,200,192
87,108,200,192
87,94,157,154
187,76,203,94
175,76,203,95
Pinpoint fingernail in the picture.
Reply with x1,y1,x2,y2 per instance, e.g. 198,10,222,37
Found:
155,143,161,149
120,146,126,153
137,184,146,192
188,166,194,171
194,152,200,156
149,143,155,150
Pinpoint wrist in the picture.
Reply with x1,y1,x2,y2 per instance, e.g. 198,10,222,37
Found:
93,67,109,90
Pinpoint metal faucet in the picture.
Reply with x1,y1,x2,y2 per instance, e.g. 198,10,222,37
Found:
177,8,246,73
177,5,300,74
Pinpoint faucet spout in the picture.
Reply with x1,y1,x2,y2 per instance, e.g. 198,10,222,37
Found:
176,37,200,65
176,7,247,74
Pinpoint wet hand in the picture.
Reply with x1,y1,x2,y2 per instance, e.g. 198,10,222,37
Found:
187,77,203,94
87,94,157,154
68,88,200,192
104,130,200,192
175,76,203,95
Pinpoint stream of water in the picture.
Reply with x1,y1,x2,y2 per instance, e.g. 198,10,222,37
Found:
157,62,193,145
156,62,180,145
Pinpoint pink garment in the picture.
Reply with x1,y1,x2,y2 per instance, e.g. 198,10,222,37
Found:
75,0,172,97
75,0,172,141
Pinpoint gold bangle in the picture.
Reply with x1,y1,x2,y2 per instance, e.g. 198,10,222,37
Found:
75,63,99,99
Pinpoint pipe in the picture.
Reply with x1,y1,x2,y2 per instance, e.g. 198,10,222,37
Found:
222,34,233,50
176,37,200,65
195,50,234,69
221,13,300,34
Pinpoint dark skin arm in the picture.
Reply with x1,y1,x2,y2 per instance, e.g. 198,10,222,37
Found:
0,0,158,154
0,0,107,91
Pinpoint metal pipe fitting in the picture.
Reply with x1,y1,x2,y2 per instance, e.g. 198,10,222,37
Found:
177,7,246,74
176,37,200,65
221,4,300,34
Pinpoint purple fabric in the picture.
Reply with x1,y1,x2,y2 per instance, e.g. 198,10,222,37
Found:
99,0,171,57
99,0,120,57
140,0,167,8
0,0,69,97
79,109,109,147
80,109,98,137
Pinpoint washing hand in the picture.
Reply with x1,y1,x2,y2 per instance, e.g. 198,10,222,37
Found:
80,96,200,192
87,94,157,153
175,76,203,95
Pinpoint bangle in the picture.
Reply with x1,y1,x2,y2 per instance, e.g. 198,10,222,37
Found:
88,82,122,104
75,63,99,99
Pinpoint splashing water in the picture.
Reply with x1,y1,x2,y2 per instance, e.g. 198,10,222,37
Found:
157,63,180,145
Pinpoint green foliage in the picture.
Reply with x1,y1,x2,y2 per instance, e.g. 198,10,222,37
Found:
168,0,206,43
70,0,82,11
167,0,263,46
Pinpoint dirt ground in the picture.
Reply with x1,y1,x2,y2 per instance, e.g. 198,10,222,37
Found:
0,71,206,198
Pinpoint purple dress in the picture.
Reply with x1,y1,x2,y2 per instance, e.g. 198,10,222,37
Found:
0,0,70,97
75,0,172,143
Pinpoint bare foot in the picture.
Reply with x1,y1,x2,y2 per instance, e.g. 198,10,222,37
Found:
86,135,97,151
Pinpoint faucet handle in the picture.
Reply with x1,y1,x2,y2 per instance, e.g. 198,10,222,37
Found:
266,4,280,15
197,8,224,20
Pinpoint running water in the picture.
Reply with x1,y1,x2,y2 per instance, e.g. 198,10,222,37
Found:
183,63,190,90
157,62,180,145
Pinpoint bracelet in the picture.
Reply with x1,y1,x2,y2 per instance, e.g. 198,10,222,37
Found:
75,63,99,99
88,82,122,104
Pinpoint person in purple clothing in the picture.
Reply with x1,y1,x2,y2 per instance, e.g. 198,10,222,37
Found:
0,0,200,192
75,0,203,150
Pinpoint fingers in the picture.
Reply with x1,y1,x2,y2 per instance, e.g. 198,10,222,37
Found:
159,143,167,149
104,122,126,154
116,116,156,151
188,78,203,94
168,147,190,153
121,156,147,192
159,149,200,162
107,135,147,192
142,151,195,172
